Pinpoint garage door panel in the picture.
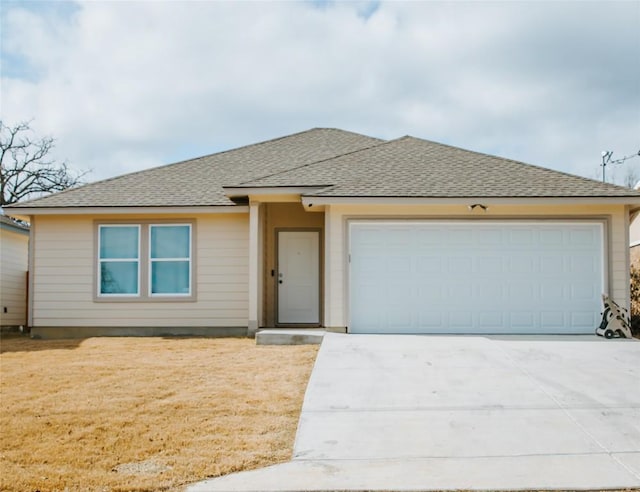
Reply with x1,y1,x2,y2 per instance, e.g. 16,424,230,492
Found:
570,228,598,247
540,283,564,301
351,285,383,329
388,287,413,308
416,228,438,244
570,254,600,274
355,265,383,284
449,257,473,274
478,312,505,328
417,256,443,274
449,311,473,328
475,283,504,302
450,283,473,298
475,227,504,246
387,314,414,330
539,228,564,245
507,282,536,303
418,311,443,328
540,255,564,273
350,221,604,334
571,283,598,300
387,228,413,246
508,255,537,274
571,311,598,329
510,312,537,329
355,226,385,243
509,228,534,246
476,256,504,274
447,228,470,245
417,284,444,301
388,256,412,277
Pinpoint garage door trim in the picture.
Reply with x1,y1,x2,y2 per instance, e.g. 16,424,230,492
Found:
346,219,607,334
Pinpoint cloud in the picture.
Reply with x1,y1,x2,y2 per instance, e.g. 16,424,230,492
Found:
1,1,638,184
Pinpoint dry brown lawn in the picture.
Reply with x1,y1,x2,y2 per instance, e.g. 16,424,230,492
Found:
0,336,318,491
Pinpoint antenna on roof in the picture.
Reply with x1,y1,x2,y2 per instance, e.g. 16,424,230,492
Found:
600,149,640,183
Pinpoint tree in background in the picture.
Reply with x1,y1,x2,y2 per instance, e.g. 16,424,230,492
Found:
0,121,87,206
629,266,640,338
624,166,640,189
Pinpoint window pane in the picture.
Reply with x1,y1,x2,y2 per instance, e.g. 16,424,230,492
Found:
150,226,190,259
151,261,190,294
101,261,138,294
100,226,139,259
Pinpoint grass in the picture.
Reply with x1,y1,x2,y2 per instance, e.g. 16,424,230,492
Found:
0,336,319,491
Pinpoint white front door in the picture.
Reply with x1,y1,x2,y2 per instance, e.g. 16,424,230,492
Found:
277,231,320,324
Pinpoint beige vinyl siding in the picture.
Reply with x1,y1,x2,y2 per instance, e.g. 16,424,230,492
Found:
323,203,629,331
324,205,344,330
32,214,248,327
0,227,29,327
610,206,629,305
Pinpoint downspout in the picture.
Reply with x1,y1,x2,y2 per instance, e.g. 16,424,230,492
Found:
27,215,35,332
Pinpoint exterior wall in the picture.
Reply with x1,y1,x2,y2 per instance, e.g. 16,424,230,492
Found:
26,202,632,336
323,203,629,331
0,226,29,328
262,202,324,326
630,214,640,246
30,213,249,336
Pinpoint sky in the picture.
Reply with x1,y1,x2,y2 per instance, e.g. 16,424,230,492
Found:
1,0,639,186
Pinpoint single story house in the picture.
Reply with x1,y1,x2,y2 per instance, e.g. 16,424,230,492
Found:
0,214,29,330
7,128,640,339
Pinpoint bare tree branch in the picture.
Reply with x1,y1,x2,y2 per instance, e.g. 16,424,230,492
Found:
624,166,640,189
0,120,88,206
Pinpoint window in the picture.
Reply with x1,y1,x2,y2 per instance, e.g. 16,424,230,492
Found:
96,222,194,300
150,224,191,295
99,225,140,295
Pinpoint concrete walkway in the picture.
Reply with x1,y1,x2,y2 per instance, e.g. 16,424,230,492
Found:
188,333,640,491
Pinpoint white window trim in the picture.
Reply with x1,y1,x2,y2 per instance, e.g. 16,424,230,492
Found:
97,224,141,297
149,223,192,297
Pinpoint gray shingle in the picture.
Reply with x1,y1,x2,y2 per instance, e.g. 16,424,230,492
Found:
242,136,640,198
8,128,382,208
8,130,640,210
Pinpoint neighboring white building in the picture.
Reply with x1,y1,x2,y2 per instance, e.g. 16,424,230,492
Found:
0,214,29,330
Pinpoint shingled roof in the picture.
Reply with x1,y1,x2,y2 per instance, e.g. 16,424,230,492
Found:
7,128,381,208
7,128,640,209
240,136,640,198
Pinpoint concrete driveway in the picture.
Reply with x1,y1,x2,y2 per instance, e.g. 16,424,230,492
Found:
189,333,640,491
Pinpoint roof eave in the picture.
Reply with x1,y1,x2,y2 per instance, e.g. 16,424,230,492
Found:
300,195,640,206
223,185,330,198
0,220,30,234
4,205,248,216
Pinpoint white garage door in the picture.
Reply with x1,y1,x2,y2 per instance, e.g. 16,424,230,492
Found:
349,221,604,334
